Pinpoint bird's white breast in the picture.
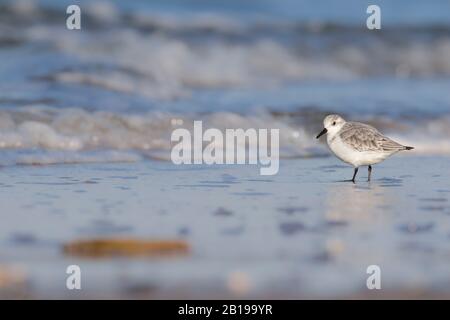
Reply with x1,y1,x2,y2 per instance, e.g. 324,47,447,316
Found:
327,134,390,167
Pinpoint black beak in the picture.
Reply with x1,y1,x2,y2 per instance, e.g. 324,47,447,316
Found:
316,128,327,139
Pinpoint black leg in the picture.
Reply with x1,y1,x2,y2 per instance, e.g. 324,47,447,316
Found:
368,165,372,182
351,167,358,183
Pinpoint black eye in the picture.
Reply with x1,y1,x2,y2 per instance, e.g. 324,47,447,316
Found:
332,121,336,125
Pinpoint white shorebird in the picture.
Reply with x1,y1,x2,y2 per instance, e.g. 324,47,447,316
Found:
316,114,414,183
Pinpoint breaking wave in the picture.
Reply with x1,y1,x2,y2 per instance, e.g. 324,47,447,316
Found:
0,106,448,166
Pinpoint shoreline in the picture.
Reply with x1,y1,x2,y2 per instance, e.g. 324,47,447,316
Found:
0,155,449,298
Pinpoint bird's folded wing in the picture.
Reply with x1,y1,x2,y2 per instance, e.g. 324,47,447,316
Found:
339,122,404,152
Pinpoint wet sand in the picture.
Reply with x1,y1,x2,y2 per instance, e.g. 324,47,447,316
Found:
0,155,450,299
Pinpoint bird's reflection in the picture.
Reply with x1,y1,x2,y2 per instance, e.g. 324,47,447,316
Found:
319,180,397,261
324,181,396,227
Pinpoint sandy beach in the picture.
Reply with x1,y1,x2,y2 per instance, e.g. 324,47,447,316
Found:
1,154,449,299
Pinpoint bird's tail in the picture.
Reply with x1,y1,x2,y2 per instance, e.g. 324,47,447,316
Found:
404,146,414,150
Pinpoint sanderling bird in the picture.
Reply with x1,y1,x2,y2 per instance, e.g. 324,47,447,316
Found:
316,114,414,183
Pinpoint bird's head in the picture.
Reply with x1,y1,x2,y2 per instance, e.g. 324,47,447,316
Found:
316,114,346,139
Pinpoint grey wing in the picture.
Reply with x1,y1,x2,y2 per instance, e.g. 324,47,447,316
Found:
339,122,405,152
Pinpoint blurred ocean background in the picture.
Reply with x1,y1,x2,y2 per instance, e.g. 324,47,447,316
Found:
1,0,450,166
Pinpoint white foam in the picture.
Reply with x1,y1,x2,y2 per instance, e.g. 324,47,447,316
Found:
0,107,320,163
0,106,447,168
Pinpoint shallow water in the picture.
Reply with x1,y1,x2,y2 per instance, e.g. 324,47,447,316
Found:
1,155,449,298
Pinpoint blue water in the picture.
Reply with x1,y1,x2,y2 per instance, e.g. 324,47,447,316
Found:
36,0,450,25
0,0,449,161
